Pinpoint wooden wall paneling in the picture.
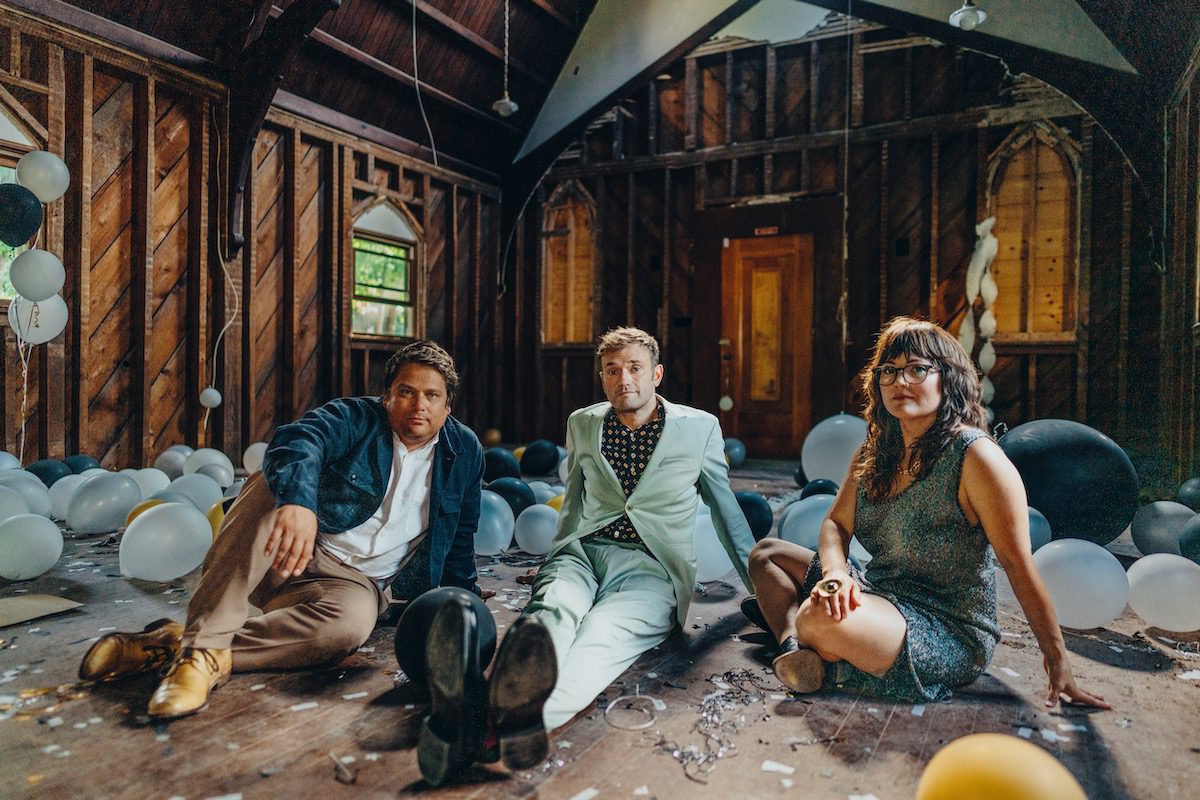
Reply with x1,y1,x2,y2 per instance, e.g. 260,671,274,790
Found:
887,136,932,319
187,96,208,448
88,69,135,467
849,34,864,128
283,127,300,421
764,45,776,142
684,56,697,151
472,191,484,430
1083,130,1124,439
724,52,734,147
1118,169,1132,441
929,134,939,318
626,171,635,323
699,55,725,150
294,134,327,415
132,75,153,466
632,170,662,336
774,44,808,138
815,35,847,133
601,174,627,325
846,141,881,390
1075,121,1093,421
809,41,819,133
667,169,693,402
40,43,65,457
62,51,91,457
425,175,449,344
878,139,889,324
935,130,975,326
659,169,671,349
337,144,353,396
249,127,285,443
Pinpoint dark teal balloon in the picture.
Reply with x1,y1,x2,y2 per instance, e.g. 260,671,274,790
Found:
801,478,838,499
735,491,773,541
0,183,43,246
520,439,560,476
64,454,101,474
483,447,520,483
26,458,71,487
486,476,536,520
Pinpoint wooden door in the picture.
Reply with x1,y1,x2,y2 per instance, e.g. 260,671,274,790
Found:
720,235,813,457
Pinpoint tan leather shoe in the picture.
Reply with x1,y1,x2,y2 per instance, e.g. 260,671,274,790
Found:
147,647,232,719
78,618,183,682
772,640,825,693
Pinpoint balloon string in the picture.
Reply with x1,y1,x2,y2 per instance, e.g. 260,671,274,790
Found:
205,103,242,434
16,339,31,463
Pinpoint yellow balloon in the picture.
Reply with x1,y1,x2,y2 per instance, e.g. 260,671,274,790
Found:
546,493,565,511
513,446,527,462
207,498,236,541
125,498,167,527
482,428,503,447
916,733,1086,800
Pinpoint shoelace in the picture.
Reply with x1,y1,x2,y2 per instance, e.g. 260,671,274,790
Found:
169,648,224,677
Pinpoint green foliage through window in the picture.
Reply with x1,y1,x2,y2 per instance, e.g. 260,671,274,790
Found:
352,235,414,337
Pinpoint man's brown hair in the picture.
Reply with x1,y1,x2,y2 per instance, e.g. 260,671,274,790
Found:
595,326,660,367
383,340,460,400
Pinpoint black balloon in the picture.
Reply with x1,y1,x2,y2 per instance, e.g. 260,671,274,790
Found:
26,459,72,487
520,438,560,476
486,476,536,520
1177,477,1200,512
998,419,1138,546
800,478,839,499
394,587,497,686
0,183,43,246
1180,517,1200,566
793,462,807,488
64,454,101,474
483,447,520,483
736,491,773,541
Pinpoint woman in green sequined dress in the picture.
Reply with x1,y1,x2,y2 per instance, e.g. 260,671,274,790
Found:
747,317,1109,709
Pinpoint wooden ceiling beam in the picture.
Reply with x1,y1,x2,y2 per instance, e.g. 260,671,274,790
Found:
521,0,575,30
397,0,550,89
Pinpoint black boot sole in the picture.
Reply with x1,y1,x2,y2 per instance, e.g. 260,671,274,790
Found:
489,616,557,770
418,599,485,786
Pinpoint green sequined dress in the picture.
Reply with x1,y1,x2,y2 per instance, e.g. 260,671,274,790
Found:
800,428,1000,702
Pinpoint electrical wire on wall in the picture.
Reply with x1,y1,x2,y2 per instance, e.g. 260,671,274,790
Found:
840,0,853,382
204,101,243,432
412,0,439,167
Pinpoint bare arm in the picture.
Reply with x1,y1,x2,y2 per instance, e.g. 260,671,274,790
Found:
814,451,863,620
962,439,1110,710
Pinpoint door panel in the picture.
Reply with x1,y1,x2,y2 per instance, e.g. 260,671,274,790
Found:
720,235,814,457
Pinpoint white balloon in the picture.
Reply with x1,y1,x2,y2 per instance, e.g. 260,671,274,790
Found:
475,489,514,555
79,467,107,477
132,467,171,500
9,249,65,302
1032,538,1129,630
119,502,211,581
694,513,732,582
980,270,998,307
978,340,996,373
849,536,873,565
7,294,68,345
183,448,234,478
958,310,976,355
778,494,836,548
557,455,570,486
801,414,867,483
16,150,70,203
119,468,138,476
224,478,245,498
154,449,188,479
718,395,734,412
196,462,234,489
980,375,995,404
1127,553,1200,632
978,307,997,338
47,474,86,520
526,480,558,504
168,444,195,456
165,473,222,512
0,484,31,523
0,514,63,579
243,441,269,474
514,504,559,556
0,470,52,517
199,387,222,409
0,451,20,470
67,473,141,534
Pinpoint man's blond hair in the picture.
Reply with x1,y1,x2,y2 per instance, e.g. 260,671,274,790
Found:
595,326,660,366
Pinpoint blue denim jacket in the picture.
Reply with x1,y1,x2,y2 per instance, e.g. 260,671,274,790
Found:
262,396,484,595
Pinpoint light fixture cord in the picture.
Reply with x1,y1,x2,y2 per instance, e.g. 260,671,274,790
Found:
503,0,511,98
412,0,439,166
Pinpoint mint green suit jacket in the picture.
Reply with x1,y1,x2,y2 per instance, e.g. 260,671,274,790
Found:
551,396,755,625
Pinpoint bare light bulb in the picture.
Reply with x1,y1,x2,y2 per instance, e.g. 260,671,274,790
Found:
949,1,987,31
492,95,519,117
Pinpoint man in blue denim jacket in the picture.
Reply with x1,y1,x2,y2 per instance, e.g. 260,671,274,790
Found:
78,340,485,720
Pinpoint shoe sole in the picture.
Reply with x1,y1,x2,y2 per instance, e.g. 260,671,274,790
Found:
490,619,557,770
419,600,484,786
772,647,825,693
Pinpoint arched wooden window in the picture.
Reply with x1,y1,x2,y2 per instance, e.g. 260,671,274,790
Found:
0,102,37,300
987,123,1080,338
351,200,423,338
541,181,596,344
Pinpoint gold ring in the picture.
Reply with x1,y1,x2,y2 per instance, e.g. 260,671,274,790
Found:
816,578,843,598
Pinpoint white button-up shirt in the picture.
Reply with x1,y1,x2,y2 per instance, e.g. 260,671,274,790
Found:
318,433,437,579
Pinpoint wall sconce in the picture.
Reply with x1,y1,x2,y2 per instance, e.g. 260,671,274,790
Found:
949,1,987,31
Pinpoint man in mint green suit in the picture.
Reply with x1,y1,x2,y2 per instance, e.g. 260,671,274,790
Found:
524,327,755,729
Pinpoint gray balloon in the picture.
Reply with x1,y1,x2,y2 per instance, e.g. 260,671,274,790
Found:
0,470,52,517
67,473,141,534
164,473,222,512
147,490,200,508
0,484,31,523
1131,501,1194,556
196,462,234,489
153,449,188,480
0,451,20,471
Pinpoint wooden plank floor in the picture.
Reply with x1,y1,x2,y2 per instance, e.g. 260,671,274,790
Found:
2,460,1198,799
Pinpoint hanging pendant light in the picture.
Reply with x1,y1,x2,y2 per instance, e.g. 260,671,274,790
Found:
492,0,519,117
948,1,987,31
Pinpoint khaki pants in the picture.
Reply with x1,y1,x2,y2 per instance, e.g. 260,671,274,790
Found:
183,472,388,672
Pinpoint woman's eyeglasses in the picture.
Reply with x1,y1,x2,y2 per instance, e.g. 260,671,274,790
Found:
872,363,940,386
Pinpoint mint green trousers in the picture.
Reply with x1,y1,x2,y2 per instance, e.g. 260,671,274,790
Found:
523,537,677,730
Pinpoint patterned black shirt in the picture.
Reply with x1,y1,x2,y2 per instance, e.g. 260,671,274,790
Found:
592,401,666,545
